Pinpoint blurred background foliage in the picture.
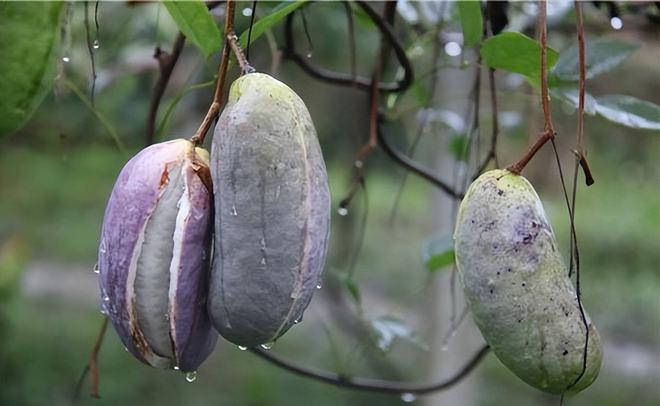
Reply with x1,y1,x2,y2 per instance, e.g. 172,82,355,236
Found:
0,1,658,405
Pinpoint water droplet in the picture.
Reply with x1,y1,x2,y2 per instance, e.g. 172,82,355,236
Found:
316,283,322,290
62,56,71,63
260,342,274,350
93,39,100,49
294,317,301,324
93,263,100,274
610,16,623,30
444,41,462,57
354,160,363,169
241,7,253,17
260,257,266,266
173,365,180,371
185,371,197,382
103,296,110,302
123,346,129,352
230,205,238,216
100,308,108,316
401,393,416,402
238,345,248,351
337,207,348,216
306,51,313,59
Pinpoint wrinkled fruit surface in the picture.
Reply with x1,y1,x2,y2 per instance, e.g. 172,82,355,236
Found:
210,73,331,348
454,169,602,394
98,139,217,372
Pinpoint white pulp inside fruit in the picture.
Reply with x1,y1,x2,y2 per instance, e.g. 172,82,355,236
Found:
134,163,185,359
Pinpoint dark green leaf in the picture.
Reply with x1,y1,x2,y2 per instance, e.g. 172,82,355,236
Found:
457,1,483,47
163,1,221,58
449,135,470,162
480,32,559,86
239,1,306,49
552,39,639,82
594,95,660,130
370,316,428,352
0,2,63,135
424,234,456,272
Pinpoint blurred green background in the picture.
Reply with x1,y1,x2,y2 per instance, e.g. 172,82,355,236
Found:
1,2,658,405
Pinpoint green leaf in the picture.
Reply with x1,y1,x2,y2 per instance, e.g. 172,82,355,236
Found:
335,272,361,303
449,134,470,162
481,32,559,86
457,1,483,47
239,1,306,49
163,1,221,58
550,87,598,115
594,95,660,130
423,234,456,272
370,316,428,352
0,2,63,135
552,39,639,82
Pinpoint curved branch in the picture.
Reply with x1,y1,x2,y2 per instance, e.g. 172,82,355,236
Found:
378,121,463,199
145,33,186,146
250,345,489,395
283,1,413,93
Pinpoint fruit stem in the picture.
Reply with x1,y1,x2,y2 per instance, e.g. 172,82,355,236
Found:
191,0,236,146
227,32,256,75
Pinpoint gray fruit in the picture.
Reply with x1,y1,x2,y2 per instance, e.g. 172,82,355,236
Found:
209,73,331,348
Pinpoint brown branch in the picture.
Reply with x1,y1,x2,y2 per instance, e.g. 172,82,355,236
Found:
506,0,555,174
145,33,186,146
74,317,109,399
573,2,594,186
250,345,490,395
378,121,463,199
539,0,554,135
191,0,237,146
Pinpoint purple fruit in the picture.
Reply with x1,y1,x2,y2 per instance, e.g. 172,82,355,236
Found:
98,139,217,372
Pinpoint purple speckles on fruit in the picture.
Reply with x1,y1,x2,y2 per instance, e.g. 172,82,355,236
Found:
454,169,602,394
98,139,217,372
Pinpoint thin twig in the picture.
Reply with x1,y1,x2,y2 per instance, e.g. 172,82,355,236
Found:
343,1,357,84
378,121,463,199
191,0,237,145
572,2,594,186
84,1,98,107
74,317,109,399
506,0,554,174
249,345,490,395
145,33,186,146
283,1,413,93
563,1,591,394
246,1,257,60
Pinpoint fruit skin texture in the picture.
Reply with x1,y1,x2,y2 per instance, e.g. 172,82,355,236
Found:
454,169,602,394
98,139,217,372
209,73,331,348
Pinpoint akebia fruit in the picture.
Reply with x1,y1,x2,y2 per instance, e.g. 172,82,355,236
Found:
98,139,217,372
454,169,602,394
209,73,331,348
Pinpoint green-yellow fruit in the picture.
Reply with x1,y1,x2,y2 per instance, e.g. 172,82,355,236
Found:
454,169,602,394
